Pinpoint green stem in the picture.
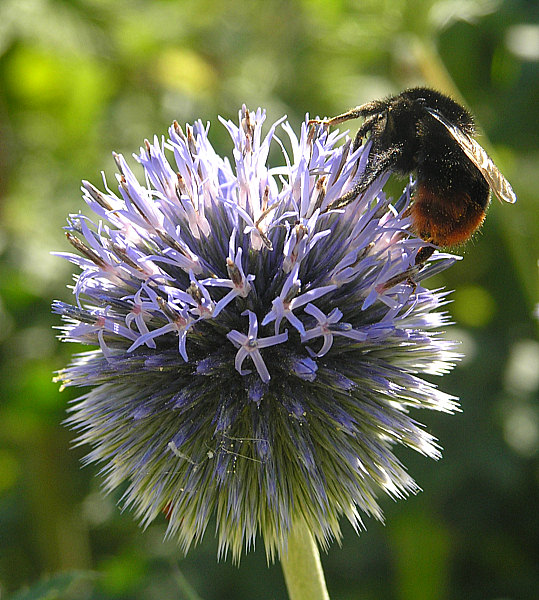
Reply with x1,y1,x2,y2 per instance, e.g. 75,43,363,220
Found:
170,559,205,600
280,522,330,600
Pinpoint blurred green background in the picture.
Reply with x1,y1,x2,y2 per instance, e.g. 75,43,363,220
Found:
0,0,537,599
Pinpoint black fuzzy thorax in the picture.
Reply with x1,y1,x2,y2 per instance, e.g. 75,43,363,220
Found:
374,87,489,208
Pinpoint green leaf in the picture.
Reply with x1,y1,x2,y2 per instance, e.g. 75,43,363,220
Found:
8,571,96,600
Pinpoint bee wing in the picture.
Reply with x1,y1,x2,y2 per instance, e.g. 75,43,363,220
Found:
426,108,516,204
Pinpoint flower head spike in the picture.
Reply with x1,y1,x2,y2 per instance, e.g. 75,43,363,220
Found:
54,106,460,562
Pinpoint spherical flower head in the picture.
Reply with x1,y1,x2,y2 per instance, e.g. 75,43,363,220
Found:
54,106,460,561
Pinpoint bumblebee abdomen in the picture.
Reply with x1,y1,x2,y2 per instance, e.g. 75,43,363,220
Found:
410,181,489,247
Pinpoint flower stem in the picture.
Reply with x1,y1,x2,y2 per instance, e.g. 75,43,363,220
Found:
170,559,205,600
281,521,330,600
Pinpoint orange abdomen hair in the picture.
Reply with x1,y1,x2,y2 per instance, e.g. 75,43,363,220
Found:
410,182,488,247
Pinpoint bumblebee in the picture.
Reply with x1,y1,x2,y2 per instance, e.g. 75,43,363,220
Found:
315,88,516,263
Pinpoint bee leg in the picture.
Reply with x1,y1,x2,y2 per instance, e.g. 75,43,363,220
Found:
352,114,381,151
327,145,402,210
415,245,435,265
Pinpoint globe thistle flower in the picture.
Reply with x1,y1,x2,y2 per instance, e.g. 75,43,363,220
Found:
54,106,459,562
